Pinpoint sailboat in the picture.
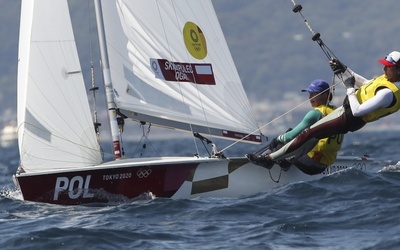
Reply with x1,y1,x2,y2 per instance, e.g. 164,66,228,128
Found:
13,0,373,205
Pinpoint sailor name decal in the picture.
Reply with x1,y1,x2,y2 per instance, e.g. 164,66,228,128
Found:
151,58,215,85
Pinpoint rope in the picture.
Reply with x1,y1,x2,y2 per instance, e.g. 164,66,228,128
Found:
132,123,161,157
217,1,351,156
218,80,340,154
268,168,284,183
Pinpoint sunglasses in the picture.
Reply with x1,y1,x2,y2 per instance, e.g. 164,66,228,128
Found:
385,55,398,65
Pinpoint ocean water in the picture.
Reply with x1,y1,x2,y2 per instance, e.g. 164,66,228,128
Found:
1,131,400,250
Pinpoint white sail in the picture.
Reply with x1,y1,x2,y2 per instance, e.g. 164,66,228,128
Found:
101,0,262,142
17,0,102,172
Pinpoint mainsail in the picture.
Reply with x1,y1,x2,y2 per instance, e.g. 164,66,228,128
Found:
17,0,102,172
101,0,262,142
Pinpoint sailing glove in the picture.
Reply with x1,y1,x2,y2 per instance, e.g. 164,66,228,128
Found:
343,76,355,89
329,58,347,74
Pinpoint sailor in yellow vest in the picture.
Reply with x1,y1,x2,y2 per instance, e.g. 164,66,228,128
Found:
248,79,343,175
247,50,400,170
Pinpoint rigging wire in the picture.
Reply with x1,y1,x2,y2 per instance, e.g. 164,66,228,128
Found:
290,0,338,61
218,83,339,154
132,122,161,158
220,1,348,154
289,0,347,93
87,0,101,142
156,1,205,156
290,1,347,81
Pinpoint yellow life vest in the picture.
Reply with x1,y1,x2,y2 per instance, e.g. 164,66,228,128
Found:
355,75,400,122
307,105,343,166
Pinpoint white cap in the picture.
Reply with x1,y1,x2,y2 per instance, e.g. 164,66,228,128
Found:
378,51,400,66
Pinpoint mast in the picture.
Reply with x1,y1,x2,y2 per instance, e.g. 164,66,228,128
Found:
93,0,123,159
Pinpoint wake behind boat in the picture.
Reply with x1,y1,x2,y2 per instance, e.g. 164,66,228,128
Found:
13,0,373,205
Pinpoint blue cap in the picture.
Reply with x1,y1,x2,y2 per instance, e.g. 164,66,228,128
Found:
301,79,330,93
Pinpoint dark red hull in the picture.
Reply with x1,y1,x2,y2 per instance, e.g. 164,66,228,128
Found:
15,162,199,205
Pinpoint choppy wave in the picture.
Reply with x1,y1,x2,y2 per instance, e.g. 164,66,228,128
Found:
1,131,400,249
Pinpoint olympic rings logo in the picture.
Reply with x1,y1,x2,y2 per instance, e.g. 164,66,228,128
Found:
137,169,152,178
